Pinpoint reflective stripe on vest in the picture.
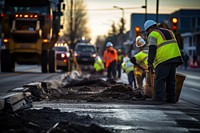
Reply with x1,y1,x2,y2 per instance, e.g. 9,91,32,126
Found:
125,66,133,74
157,39,177,49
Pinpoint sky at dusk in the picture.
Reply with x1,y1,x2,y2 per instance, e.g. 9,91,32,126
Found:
72,0,200,42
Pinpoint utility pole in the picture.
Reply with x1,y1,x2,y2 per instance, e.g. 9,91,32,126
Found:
156,0,159,23
145,0,147,21
113,6,125,34
70,0,74,48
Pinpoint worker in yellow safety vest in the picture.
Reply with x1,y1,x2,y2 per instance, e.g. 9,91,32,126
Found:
122,57,137,88
130,36,148,88
144,20,183,103
93,56,105,73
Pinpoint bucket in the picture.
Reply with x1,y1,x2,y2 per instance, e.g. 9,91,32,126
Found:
175,73,186,102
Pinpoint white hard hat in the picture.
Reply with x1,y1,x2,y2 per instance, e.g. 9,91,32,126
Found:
123,57,130,62
95,56,100,60
144,20,156,31
136,36,146,48
106,42,113,47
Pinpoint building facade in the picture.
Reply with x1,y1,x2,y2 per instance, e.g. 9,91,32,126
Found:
170,9,200,62
130,13,169,41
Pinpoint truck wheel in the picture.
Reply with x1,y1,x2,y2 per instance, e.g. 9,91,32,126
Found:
8,54,15,72
1,50,15,72
41,50,48,73
1,49,8,72
48,50,56,73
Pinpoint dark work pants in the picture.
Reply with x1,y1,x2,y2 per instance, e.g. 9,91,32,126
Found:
117,62,122,78
107,60,117,79
154,63,177,101
128,70,137,88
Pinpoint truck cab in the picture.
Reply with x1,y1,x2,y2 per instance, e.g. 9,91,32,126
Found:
1,0,64,72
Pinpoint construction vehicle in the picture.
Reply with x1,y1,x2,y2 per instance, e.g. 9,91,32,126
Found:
0,0,64,72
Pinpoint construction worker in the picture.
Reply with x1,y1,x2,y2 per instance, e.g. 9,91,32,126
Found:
93,56,105,74
144,20,183,103
103,42,118,79
130,36,148,88
117,49,124,79
122,57,137,88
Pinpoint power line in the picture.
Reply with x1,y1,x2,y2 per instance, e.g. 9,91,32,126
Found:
65,7,144,11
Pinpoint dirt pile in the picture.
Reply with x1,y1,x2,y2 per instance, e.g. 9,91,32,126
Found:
0,107,112,133
49,76,144,103
0,73,146,133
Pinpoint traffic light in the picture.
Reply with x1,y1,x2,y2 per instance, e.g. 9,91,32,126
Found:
171,17,178,33
0,13,3,22
135,26,140,37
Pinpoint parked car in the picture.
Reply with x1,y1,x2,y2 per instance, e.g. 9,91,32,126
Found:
54,43,71,71
74,43,97,65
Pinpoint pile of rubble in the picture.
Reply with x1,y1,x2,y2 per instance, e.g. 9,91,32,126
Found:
0,71,147,133
0,107,112,133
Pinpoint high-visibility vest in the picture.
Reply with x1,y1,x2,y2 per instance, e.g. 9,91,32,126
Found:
122,60,134,74
134,50,148,69
118,54,123,62
148,28,182,68
94,59,105,71
103,48,118,68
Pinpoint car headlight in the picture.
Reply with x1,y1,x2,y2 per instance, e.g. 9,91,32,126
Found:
74,52,78,57
61,53,66,58
92,54,96,58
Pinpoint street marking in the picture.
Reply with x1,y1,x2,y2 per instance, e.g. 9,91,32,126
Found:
190,88,200,93
0,73,21,77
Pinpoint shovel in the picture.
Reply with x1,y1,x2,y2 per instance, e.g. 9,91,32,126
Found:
146,69,152,87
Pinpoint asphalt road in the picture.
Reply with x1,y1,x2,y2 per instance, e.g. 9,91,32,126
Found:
0,64,64,93
177,68,200,106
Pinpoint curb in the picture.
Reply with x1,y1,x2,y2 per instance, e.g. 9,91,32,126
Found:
0,90,32,112
0,73,68,112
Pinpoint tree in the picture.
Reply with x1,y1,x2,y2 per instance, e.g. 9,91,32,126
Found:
64,0,90,49
105,18,126,46
118,18,125,35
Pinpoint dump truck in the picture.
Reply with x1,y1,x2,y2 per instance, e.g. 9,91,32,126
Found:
0,0,64,72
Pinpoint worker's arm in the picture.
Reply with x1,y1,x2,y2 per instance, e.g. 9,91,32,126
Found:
148,45,156,70
130,57,145,71
147,35,157,70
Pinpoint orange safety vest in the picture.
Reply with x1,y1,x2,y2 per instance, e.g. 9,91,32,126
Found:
103,48,118,68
